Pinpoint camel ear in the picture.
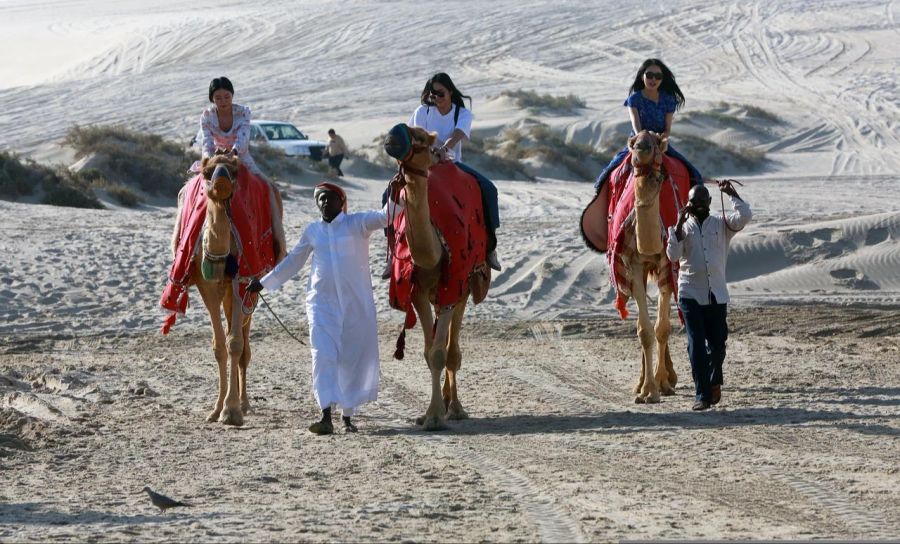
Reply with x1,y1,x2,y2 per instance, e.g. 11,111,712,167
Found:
658,136,669,153
628,134,637,149
425,131,437,146
201,157,210,168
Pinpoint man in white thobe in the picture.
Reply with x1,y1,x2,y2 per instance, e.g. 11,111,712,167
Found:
249,182,398,435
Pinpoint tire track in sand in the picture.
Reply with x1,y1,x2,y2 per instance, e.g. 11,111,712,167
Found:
379,375,586,543
504,324,896,538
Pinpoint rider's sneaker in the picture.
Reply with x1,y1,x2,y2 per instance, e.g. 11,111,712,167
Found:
487,250,502,272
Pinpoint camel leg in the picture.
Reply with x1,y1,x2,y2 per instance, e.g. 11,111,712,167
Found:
632,264,660,404
421,307,453,431
218,282,245,426
445,298,469,420
239,315,252,413
654,285,675,396
196,280,228,423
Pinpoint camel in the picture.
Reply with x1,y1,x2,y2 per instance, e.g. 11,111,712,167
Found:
620,131,679,403
384,125,489,431
169,151,284,426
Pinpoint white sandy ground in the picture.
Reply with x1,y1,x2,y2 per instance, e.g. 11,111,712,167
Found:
1,0,899,541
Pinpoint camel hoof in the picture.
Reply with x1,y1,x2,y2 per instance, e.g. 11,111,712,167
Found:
447,402,468,420
660,385,676,396
219,406,244,426
418,415,448,431
634,396,646,404
206,409,222,423
646,393,661,404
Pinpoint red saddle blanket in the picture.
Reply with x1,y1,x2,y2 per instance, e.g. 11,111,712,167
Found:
159,165,276,334
580,153,690,319
389,161,488,328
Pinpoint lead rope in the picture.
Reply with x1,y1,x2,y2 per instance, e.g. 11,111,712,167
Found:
716,178,745,233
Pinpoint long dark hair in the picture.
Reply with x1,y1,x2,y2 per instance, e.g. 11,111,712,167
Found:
628,59,685,110
420,72,472,111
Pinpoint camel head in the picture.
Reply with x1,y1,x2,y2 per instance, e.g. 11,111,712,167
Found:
383,123,437,177
201,150,240,202
628,131,667,173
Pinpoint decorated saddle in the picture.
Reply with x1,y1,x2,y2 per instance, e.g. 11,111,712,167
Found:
159,165,276,334
580,152,691,319
388,161,489,329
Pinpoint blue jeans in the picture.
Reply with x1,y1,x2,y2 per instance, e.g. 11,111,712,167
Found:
679,296,729,403
593,143,703,191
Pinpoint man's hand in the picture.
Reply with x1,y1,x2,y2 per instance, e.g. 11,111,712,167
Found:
675,205,691,241
717,179,741,199
248,278,264,293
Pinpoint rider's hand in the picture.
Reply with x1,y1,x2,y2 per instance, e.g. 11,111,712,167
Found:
248,278,264,293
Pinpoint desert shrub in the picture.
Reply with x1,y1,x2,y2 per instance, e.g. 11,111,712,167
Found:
105,184,142,207
251,143,308,182
715,101,783,123
64,125,193,195
675,134,767,174
0,151,102,208
483,123,612,181
500,90,586,114
0,152,38,197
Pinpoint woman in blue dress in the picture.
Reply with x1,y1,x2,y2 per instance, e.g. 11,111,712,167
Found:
595,59,703,190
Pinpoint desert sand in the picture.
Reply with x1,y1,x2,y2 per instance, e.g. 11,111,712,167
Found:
1,1,898,541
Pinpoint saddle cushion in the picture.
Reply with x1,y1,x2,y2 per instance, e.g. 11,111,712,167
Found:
160,165,276,334
604,153,690,319
389,161,489,327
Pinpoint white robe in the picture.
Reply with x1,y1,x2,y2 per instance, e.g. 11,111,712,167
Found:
260,207,390,415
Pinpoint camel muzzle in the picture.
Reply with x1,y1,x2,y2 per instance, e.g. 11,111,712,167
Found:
384,123,413,161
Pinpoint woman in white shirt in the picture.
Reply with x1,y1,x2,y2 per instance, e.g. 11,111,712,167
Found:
408,73,502,271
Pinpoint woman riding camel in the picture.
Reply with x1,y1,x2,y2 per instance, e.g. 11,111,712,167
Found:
191,76,285,258
407,73,503,272
594,59,703,191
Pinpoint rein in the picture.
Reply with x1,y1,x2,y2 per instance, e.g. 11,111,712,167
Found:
384,138,433,265
716,179,745,233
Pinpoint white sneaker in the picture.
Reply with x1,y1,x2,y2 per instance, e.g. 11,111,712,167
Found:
487,250,502,271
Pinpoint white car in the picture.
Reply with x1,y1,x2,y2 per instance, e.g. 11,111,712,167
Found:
250,120,327,161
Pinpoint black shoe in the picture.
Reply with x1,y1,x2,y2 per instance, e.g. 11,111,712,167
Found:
380,262,391,280
343,417,358,433
308,420,334,435
487,250,502,272
692,400,710,411
711,385,722,405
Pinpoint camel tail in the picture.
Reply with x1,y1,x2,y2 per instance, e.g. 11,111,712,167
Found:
393,328,406,360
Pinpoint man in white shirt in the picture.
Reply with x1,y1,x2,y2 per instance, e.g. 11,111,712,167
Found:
666,181,752,411
249,182,400,434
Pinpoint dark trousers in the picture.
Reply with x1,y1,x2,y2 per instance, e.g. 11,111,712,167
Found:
679,296,729,403
328,154,344,176
594,143,703,190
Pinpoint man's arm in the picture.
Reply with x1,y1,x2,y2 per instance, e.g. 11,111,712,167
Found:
259,228,312,291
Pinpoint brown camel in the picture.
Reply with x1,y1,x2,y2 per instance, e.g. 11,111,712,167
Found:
387,126,488,431
622,131,678,403
170,151,284,426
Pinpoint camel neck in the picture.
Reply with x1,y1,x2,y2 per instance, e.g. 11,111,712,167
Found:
204,200,231,254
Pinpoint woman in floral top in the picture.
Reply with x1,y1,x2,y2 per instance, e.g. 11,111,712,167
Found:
195,76,260,174
594,59,703,190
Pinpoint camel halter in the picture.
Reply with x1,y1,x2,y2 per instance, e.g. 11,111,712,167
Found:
630,139,665,208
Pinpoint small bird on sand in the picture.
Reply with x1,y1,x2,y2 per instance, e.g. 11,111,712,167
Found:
140,486,192,512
